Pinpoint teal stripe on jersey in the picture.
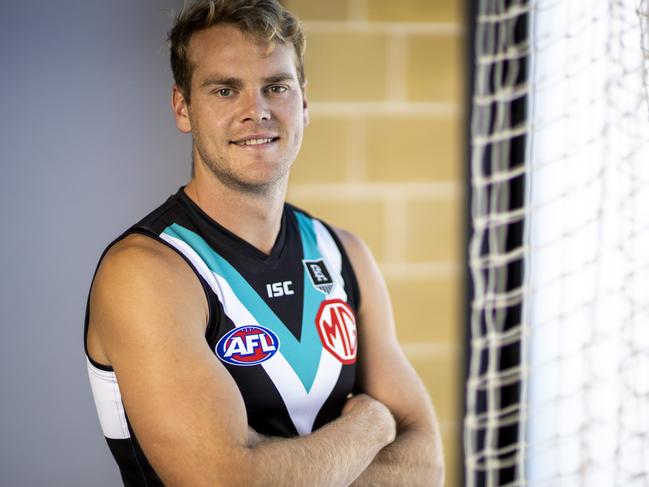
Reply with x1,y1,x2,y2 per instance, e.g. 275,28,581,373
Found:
293,211,327,390
162,223,323,392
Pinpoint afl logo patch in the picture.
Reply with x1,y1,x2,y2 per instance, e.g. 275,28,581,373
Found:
216,325,280,366
315,299,357,365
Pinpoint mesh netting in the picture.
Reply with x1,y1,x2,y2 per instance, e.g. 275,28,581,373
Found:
466,1,649,485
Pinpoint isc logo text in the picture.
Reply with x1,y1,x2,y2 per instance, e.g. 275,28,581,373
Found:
266,280,294,298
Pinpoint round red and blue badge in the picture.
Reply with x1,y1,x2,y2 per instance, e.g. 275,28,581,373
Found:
216,325,280,366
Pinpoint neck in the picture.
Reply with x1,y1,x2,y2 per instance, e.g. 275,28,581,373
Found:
184,172,287,256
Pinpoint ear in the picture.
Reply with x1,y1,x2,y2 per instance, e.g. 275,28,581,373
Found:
171,85,192,133
302,82,309,128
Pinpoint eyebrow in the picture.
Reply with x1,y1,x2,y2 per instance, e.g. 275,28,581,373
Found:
200,72,297,89
201,77,243,89
263,73,296,84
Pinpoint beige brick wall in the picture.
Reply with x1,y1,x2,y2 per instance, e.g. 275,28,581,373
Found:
283,1,464,485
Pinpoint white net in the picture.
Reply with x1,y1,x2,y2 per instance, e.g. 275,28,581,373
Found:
465,0,649,486
466,1,532,485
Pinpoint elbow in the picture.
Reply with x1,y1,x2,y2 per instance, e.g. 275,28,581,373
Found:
414,424,445,487
410,452,443,487
210,445,281,487
185,446,262,487
427,445,445,487
430,462,445,487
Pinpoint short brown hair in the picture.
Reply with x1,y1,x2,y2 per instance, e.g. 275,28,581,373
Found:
168,0,306,102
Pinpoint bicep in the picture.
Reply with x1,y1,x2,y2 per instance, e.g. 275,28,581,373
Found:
339,231,435,432
90,237,251,486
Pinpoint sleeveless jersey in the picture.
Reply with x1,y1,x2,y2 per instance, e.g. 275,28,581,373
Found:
84,187,361,486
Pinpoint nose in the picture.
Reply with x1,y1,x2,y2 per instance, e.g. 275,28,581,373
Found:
240,89,270,123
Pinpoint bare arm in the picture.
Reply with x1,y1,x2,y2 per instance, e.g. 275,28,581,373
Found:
254,393,394,486
335,229,445,487
89,235,395,487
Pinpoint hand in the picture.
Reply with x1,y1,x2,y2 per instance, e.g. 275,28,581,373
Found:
342,394,397,445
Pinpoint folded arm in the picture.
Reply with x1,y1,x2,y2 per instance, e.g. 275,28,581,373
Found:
88,234,395,487
336,229,445,487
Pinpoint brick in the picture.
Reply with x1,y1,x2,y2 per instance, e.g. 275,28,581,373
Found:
387,274,460,343
406,34,462,103
283,0,349,21
366,115,460,182
285,194,386,261
289,118,350,183
406,193,462,262
407,346,461,423
367,0,460,22
304,32,388,102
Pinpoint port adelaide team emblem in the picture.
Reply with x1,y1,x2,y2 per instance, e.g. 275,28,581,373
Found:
304,259,335,294
315,299,357,365
216,325,280,366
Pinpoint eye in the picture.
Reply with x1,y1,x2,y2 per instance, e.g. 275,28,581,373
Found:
267,85,288,94
214,88,233,97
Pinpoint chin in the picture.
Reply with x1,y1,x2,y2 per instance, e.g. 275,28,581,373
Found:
202,152,292,192
229,167,290,192
244,160,290,180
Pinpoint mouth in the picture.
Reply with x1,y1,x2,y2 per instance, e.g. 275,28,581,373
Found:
230,136,280,147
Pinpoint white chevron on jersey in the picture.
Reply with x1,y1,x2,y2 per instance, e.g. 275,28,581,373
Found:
160,223,349,435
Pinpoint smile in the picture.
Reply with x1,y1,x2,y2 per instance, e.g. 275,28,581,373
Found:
232,137,279,146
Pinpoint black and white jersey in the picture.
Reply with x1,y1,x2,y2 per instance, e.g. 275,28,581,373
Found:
84,187,361,486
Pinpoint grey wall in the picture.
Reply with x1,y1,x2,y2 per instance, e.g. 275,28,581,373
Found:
0,1,189,485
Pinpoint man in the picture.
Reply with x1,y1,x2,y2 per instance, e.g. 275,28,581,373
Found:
84,1,444,485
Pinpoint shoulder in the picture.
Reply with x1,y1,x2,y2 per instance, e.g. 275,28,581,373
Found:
330,226,365,253
326,226,388,317
94,233,194,290
329,226,378,277
89,233,208,364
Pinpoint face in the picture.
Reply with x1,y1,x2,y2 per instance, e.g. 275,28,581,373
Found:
172,25,308,194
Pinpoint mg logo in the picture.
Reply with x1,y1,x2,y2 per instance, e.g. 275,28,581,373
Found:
315,299,357,365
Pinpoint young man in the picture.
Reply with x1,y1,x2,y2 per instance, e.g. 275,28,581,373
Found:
84,1,444,485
